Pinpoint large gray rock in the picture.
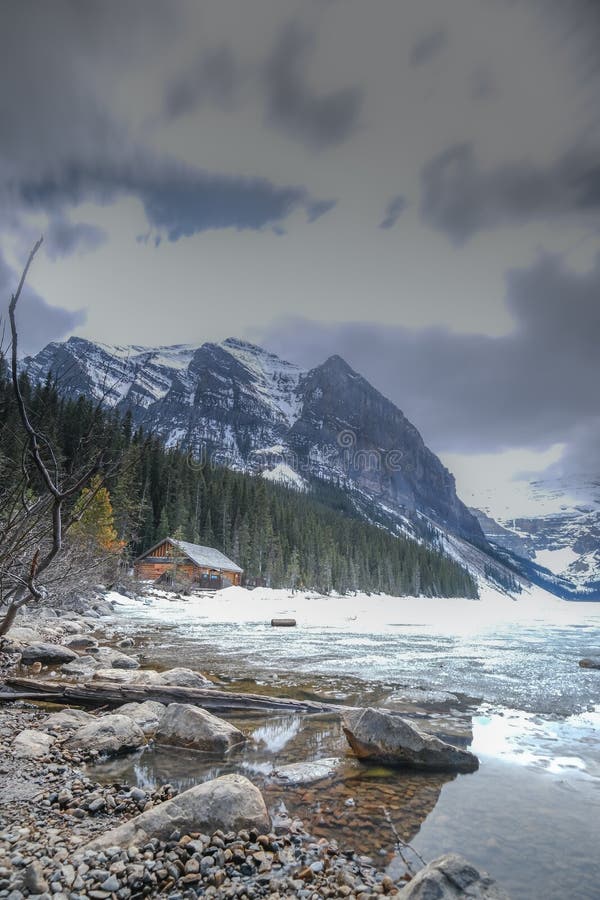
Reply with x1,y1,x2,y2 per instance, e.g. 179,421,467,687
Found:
20,642,78,664
45,709,94,731
113,700,166,734
66,714,146,755
13,729,55,758
61,655,101,677
84,775,270,849
579,657,600,670
155,703,246,753
159,667,213,688
57,619,85,635
63,635,99,651
397,854,510,898
271,758,343,785
95,647,139,669
343,708,479,772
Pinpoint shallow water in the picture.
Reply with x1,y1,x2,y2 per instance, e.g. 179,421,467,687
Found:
93,591,600,899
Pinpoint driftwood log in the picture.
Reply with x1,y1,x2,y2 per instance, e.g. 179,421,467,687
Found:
3,677,346,715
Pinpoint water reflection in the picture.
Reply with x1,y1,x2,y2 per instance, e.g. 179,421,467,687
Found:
90,711,455,861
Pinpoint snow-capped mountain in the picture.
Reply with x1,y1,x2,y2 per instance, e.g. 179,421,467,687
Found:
24,335,483,546
469,474,600,597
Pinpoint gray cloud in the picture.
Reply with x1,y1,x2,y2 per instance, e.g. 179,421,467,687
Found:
420,143,600,242
259,253,600,463
17,159,328,239
164,46,242,120
44,218,108,261
379,195,407,229
264,23,363,148
410,27,448,67
0,252,86,356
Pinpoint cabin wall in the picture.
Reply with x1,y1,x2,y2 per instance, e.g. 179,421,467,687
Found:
134,556,241,585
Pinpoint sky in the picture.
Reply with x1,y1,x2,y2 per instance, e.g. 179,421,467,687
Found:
1,0,599,512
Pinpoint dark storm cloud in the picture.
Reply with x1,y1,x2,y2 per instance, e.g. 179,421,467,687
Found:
17,160,325,239
261,253,600,456
379,195,407,229
420,143,600,243
0,0,171,173
164,47,242,120
264,23,363,148
44,218,108,261
410,27,448,67
0,252,86,356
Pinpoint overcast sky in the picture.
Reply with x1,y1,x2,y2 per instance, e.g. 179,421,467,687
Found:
2,0,599,510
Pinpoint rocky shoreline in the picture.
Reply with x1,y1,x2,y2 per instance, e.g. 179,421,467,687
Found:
0,595,509,899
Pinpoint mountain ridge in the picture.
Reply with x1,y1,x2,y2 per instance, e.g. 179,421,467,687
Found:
24,335,484,548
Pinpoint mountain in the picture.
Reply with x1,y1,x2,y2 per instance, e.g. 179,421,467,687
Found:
469,474,600,599
24,336,484,548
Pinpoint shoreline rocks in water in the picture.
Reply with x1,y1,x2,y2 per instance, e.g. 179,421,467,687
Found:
343,707,479,773
20,642,79,665
579,657,600,669
155,702,247,752
396,853,510,899
66,713,147,755
84,774,271,850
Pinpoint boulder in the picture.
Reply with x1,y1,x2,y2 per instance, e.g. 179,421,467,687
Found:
7,626,40,644
95,647,139,669
397,854,510,899
271,758,342,785
155,703,246,753
113,700,166,734
13,729,55,758
45,708,95,731
159,667,213,688
579,657,600,670
58,619,85,635
20,642,78,664
63,635,99,651
66,714,146,755
342,708,479,773
84,774,270,850
61,655,101,677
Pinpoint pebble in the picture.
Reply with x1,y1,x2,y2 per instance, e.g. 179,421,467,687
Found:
0,661,404,900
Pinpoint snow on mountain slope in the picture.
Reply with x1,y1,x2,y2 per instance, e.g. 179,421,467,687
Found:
468,473,600,591
27,335,567,597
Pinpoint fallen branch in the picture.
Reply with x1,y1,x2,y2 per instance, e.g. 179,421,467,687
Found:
382,804,427,875
4,676,350,714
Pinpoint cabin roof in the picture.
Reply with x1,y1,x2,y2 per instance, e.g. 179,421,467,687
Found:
135,537,243,573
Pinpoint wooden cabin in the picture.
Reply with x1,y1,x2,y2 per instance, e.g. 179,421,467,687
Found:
134,537,243,588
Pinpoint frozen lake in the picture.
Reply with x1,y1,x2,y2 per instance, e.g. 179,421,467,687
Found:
105,586,600,899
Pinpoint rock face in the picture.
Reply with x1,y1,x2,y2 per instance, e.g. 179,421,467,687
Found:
20,642,78,664
155,703,246,753
84,774,270,850
114,700,166,734
12,729,55,758
24,336,484,543
342,708,479,773
67,714,146,755
397,854,510,899
579,657,600,669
